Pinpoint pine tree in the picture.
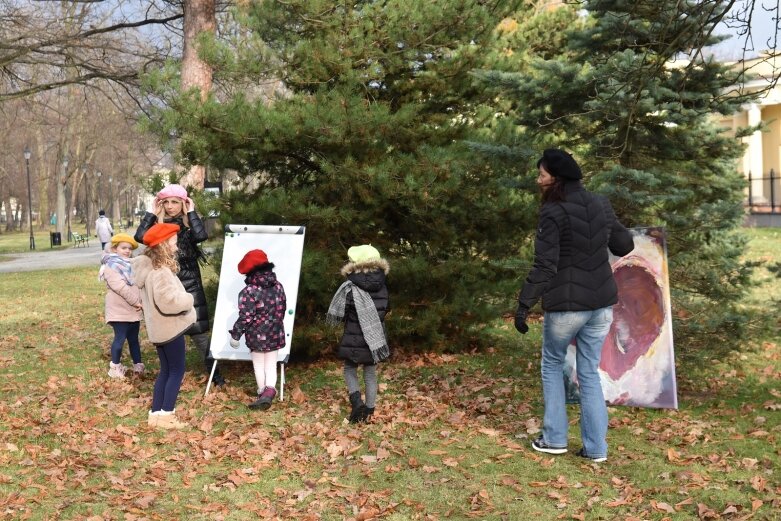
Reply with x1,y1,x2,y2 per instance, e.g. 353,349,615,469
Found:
148,0,528,353
476,0,759,352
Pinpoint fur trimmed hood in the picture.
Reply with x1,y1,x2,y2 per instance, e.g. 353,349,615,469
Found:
340,257,390,277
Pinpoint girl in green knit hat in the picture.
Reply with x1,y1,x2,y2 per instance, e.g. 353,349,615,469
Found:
327,245,390,423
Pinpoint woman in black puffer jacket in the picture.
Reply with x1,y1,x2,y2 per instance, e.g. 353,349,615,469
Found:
515,149,634,463
134,184,225,386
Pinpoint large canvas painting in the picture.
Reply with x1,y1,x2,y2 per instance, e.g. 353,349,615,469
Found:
564,227,678,409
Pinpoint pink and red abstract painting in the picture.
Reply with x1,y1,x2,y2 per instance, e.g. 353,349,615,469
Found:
565,227,678,409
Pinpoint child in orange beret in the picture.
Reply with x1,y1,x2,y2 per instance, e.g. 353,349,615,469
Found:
229,249,287,410
133,223,196,429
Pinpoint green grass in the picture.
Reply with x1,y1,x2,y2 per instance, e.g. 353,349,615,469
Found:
0,229,71,254
743,227,781,306
0,227,779,520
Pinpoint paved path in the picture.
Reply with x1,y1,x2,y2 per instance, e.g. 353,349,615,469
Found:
0,241,104,273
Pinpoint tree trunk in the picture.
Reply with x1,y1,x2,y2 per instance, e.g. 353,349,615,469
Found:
180,0,215,190
56,160,66,237
3,195,13,232
34,135,48,232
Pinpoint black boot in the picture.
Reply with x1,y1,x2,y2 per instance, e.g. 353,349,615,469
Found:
359,407,375,423
348,391,366,423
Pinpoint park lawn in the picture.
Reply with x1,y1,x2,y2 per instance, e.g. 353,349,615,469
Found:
0,230,71,254
0,229,779,520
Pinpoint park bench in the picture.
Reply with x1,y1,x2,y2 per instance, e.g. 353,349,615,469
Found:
71,232,89,248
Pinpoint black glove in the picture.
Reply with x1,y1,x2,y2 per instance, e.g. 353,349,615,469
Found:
514,306,529,334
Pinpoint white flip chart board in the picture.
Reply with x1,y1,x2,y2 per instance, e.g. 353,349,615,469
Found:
209,224,305,365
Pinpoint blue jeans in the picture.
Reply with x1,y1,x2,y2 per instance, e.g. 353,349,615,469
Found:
541,307,613,459
109,321,141,364
151,335,186,412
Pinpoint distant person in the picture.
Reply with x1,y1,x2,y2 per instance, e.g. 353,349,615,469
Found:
95,210,113,250
134,184,225,387
133,223,196,430
327,245,390,423
515,149,634,463
228,249,287,410
99,233,143,379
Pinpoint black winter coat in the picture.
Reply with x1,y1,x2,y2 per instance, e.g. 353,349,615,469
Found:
134,211,210,335
336,258,390,366
518,182,635,312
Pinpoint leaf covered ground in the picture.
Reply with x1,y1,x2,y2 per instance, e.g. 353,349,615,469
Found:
0,229,779,520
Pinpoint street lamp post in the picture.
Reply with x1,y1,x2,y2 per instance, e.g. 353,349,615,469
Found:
24,146,35,250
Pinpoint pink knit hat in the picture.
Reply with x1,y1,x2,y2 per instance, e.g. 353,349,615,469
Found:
154,184,193,208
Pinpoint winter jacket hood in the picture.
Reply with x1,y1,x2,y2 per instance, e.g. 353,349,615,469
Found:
245,269,279,288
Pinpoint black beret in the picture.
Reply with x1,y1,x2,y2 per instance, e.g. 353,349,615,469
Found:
538,149,582,180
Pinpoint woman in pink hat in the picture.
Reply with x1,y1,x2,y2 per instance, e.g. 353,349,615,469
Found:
134,184,225,387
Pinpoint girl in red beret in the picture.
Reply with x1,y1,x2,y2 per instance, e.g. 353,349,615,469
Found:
133,223,196,429
228,249,287,410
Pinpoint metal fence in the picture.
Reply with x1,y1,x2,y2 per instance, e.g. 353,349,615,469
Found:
746,170,781,214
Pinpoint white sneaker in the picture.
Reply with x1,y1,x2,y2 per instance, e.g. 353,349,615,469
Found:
108,363,127,379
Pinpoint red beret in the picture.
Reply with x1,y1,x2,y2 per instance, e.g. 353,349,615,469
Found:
143,223,180,248
238,249,269,274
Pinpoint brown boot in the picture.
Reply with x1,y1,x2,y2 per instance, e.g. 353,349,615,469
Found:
147,411,159,427
155,411,187,430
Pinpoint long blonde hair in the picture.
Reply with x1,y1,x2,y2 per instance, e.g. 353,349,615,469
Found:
154,197,191,228
143,240,180,273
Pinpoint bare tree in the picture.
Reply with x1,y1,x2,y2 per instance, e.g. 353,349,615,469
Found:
1,0,182,101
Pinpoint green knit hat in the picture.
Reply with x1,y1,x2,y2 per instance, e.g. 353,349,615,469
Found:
347,244,380,263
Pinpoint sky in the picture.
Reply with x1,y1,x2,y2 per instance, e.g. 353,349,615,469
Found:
711,1,780,60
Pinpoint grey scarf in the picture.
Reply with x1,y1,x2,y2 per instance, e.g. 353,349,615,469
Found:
327,281,390,363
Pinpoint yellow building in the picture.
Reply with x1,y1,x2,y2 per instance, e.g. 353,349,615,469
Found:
717,53,781,225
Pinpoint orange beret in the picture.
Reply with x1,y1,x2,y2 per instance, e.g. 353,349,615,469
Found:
143,223,180,248
238,249,269,274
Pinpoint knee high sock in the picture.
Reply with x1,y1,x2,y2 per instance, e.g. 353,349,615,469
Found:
250,351,278,393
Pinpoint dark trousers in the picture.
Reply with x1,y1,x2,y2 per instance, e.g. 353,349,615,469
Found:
151,335,186,412
109,321,141,364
